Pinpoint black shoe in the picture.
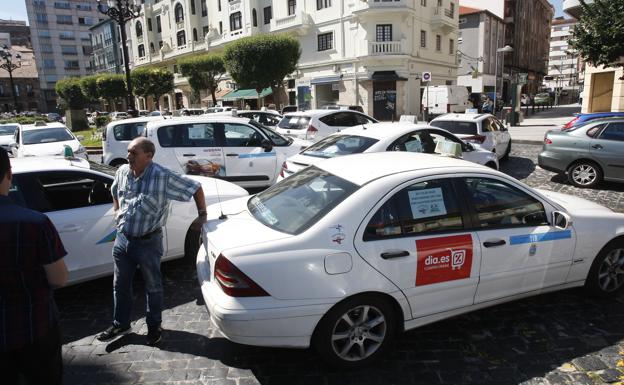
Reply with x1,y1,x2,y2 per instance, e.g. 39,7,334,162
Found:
97,325,131,341
146,327,162,346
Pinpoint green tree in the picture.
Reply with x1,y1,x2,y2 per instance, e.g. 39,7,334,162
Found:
570,0,624,78
96,74,127,111
178,53,226,106
80,75,101,104
55,78,88,110
131,67,174,110
223,34,300,108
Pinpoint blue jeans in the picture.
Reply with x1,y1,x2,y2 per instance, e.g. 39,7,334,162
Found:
112,230,164,330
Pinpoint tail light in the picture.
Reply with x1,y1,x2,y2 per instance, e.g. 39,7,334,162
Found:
214,255,269,297
279,161,287,178
562,117,579,130
544,137,553,145
306,124,318,140
463,135,486,144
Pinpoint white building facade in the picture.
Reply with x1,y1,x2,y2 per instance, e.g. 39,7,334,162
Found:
130,0,459,120
545,17,580,103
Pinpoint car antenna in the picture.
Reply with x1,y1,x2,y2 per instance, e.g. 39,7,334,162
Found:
212,177,227,220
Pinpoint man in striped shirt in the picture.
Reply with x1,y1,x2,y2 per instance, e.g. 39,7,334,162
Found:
0,147,69,385
97,137,206,346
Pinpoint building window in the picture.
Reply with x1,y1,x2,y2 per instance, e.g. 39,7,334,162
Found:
54,2,71,9
288,0,296,16
61,45,78,55
78,17,94,26
317,32,333,51
36,13,48,24
82,45,92,55
203,25,209,37
421,0,426,6
159,40,163,49
156,16,162,32
252,9,257,27
138,44,145,57
43,59,55,69
57,15,73,24
436,34,441,51
177,30,186,46
420,30,426,48
175,3,184,23
136,21,143,37
76,3,92,11
449,2,455,17
449,38,454,54
191,0,196,15
147,18,152,31
150,42,155,53
193,28,198,41
201,0,207,16
218,0,221,11
80,32,91,41
39,30,51,39
219,21,223,34
64,60,80,70
317,0,331,10
376,24,392,42
230,12,242,31
264,6,272,24
41,44,53,53
59,31,74,40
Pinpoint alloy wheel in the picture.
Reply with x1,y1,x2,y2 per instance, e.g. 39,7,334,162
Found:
571,163,598,186
330,304,387,362
598,248,624,292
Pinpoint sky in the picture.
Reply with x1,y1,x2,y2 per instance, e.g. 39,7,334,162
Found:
0,0,566,26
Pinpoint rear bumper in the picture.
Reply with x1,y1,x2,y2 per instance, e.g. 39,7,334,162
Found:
538,150,567,173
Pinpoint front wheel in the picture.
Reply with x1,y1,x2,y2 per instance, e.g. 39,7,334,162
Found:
313,295,396,368
585,240,624,297
567,161,603,188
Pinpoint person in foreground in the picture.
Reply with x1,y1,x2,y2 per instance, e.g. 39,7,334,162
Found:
97,137,207,346
0,147,69,385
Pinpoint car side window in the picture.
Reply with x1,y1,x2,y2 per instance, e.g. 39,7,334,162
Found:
586,124,605,138
158,123,217,147
463,177,548,228
598,122,624,141
364,179,464,241
319,114,336,126
354,113,374,125
332,112,357,127
113,122,146,141
223,123,264,147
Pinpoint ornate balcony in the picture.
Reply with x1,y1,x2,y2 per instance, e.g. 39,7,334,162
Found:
270,11,312,36
359,39,408,58
431,6,455,32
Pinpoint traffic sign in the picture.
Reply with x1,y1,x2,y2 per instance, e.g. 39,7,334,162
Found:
518,73,528,84
422,72,432,82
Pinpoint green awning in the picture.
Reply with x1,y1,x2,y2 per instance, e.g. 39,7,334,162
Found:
222,87,273,101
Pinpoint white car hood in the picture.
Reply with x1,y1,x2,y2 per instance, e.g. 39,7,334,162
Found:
537,189,613,213
202,196,291,253
21,140,80,156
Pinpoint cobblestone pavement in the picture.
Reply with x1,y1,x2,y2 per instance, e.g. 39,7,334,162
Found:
59,144,624,385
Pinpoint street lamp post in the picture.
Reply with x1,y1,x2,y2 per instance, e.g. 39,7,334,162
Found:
97,0,140,114
493,45,514,117
0,45,22,113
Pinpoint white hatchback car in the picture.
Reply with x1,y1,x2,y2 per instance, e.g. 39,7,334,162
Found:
9,156,248,285
9,121,88,159
197,152,624,367
430,113,512,160
279,123,499,180
146,116,311,188
102,116,165,167
0,123,20,151
276,109,378,142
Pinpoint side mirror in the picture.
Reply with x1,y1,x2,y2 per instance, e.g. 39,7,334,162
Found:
552,211,571,230
261,139,273,152
9,141,17,149
465,142,474,152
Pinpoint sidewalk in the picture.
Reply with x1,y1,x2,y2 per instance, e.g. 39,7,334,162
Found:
507,104,581,144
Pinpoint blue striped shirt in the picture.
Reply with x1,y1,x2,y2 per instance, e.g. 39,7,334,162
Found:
111,162,200,237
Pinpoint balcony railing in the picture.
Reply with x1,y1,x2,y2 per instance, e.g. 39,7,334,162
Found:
270,11,312,35
432,7,455,31
360,39,408,57
176,21,184,30
137,36,144,44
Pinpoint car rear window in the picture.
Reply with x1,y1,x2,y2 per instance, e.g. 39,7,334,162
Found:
277,115,311,130
23,127,74,145
429,120,478,135
302,135,378,159
248,166,358,235
113,122,146,141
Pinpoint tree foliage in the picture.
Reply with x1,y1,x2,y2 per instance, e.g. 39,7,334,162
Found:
80,75,101,103
223,34,300,107
96,74,127,108
55,78,89,110
570,0,624,76
131,67,174,110
178,53,226,106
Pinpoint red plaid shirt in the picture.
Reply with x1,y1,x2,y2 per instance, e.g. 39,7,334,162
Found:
0,195,67,352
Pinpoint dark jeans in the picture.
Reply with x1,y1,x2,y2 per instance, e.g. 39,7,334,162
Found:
0,324,62,385
112,230,164,330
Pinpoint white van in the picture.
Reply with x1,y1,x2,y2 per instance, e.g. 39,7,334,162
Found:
102,116,164,166
422,85,471,117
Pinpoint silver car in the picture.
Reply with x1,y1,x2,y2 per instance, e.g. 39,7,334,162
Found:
538,118,624,188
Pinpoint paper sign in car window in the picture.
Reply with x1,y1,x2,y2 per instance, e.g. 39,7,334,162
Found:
188,126,207,139
408,188,447,219
405,140,423,153
251,199,278,225
289,117,300,124
416,234,473,286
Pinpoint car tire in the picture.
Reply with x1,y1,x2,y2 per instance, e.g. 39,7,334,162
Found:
567,161,603,188
313,294,397,368
501,140,511,161
184,229,201,263
585,239,624,298
110,159,128,168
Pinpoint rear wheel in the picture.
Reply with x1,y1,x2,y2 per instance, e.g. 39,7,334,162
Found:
585,240,624,297
313,294,396,368
567,161,603,188
184,229,201,263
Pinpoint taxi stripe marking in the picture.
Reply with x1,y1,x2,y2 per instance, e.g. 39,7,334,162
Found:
509,230,572,245
238,152,276,159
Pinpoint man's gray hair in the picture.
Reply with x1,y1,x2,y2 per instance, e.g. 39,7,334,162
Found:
135,137,156,156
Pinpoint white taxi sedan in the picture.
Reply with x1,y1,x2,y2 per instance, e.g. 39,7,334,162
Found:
197,152,624,367
9,156,248,285
10,121,88,159
279,123,499,181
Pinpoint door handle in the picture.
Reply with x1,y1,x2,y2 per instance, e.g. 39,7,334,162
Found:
483,239,506,248
226,153,239,157
182,153,196,157
591,144,603,149
380,250,410,259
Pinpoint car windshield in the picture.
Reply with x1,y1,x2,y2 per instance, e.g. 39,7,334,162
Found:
247,120,292,146
0,124,18,136
88,160,116,177
248,166,358,235
429,120,478,135
277,115,311,130
23,127,74,145
302,135,378,159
